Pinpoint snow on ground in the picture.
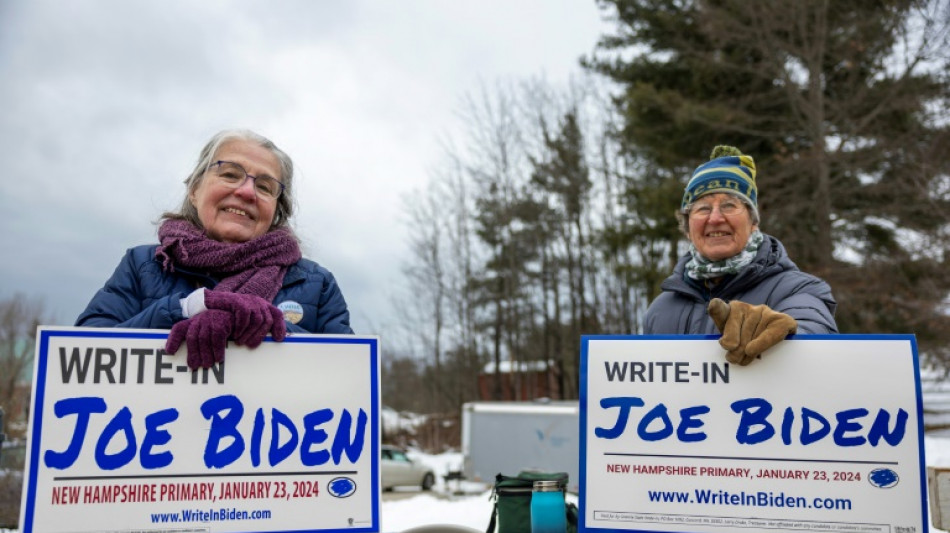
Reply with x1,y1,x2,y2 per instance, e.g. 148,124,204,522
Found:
380,449,492,532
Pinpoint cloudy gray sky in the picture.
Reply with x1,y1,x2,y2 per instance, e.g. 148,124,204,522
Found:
0,1,609,339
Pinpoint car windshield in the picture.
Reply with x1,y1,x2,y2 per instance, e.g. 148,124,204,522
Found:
389,450,411,463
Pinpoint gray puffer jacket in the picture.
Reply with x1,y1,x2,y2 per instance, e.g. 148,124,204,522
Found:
643,234,837,334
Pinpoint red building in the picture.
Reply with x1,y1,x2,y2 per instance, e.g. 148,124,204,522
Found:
477,359,564,401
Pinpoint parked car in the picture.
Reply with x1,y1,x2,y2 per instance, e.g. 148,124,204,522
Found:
381,445,435,491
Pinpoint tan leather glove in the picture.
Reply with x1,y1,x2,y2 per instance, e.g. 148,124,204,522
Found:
707,298,798,366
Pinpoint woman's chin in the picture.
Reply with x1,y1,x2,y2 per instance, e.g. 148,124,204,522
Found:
700,246,740,262
207,226,258,243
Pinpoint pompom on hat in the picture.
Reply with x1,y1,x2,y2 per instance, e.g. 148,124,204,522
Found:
681,145,758,211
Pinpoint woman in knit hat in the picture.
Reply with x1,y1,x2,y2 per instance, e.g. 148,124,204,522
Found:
643,146,837,365
76,129,353,369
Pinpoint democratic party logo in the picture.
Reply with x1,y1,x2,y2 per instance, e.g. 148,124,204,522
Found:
328,477,357,498
868,468,899,488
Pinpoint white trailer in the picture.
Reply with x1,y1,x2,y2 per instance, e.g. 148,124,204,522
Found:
461,400,580,492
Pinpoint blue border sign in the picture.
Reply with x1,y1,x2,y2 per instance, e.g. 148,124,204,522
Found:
579,335,926,533
19,327,381,533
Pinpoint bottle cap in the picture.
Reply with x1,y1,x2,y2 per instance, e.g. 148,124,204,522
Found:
533,480,561,492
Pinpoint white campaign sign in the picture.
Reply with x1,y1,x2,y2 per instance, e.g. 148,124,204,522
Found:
580,335,927,533
20,327,381,533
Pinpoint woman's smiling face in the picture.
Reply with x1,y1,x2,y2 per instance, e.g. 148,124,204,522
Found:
189,139,281,243
687,193,758,261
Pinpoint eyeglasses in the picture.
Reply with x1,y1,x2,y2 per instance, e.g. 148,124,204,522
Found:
208,160,284,200
688,199,746,219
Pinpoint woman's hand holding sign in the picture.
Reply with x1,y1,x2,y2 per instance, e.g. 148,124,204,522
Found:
708,298,797,366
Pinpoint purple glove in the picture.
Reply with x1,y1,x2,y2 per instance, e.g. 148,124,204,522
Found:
204,290,287,348
165,309,232,370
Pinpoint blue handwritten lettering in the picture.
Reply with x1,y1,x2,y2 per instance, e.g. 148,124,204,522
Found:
141,408,177,469
301,408,333,465
269,409,298,466
44,397,107,469
44,394,370,471
801,407,831,445
202,395,245,468
594,397,645,439
596,397,708,442
95,406,136,470
867,408,908,446
677,405,709,442
331,408,367,464
732,398,775,444
199,394,368,468
595,396,905,447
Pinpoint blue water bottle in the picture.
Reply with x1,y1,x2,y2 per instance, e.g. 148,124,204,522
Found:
531,480,566,533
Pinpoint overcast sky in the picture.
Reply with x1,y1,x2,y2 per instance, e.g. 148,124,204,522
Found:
0,1,611,340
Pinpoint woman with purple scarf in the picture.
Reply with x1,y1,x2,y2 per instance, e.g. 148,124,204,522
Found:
76,129,354,370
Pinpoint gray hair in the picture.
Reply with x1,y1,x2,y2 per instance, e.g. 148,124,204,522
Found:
162,129,296,230
676,191,760,237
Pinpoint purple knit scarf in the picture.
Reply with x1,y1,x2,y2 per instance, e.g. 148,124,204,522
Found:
155,219,302,301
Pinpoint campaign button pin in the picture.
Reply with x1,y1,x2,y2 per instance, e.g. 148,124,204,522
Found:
278,300,304,324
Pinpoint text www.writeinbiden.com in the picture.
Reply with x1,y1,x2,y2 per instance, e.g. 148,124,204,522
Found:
648,489,853,510
150,507,273,524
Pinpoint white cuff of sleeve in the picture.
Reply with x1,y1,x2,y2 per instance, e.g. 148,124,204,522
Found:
179,288,208,319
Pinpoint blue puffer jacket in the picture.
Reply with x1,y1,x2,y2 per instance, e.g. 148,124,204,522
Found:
643,234,837,335
75,244,354,335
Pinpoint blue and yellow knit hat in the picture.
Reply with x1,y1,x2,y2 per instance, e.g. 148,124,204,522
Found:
681,145,757,211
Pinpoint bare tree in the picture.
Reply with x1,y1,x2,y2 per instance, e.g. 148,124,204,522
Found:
460,81,533,400
396,145,488,416
400,177,450,412
0,293,46,437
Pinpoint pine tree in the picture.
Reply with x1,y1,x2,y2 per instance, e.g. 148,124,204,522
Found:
585,0,950,369
529,110,594,396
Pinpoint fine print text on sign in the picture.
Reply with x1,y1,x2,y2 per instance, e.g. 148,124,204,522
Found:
580,335,926,533
20,327,381,533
